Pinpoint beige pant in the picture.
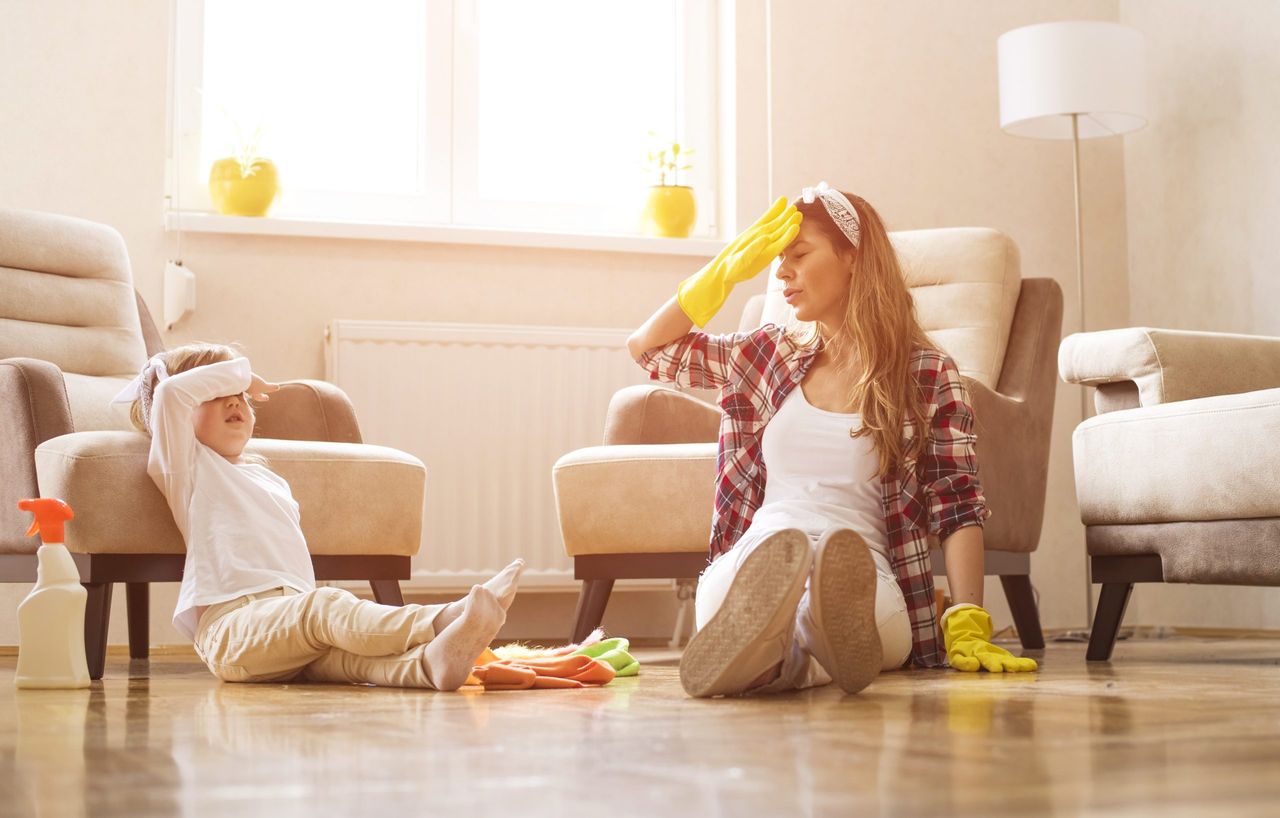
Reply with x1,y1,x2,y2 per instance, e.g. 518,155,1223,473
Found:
193,586,448,688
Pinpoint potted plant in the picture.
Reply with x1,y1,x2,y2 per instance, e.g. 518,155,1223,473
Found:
641,136,696,238
208,124,279,217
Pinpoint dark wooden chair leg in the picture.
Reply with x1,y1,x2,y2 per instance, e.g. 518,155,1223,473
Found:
125,582,150,660
370,579,405,606
1087,582,1134,662
1000,573,1045,649
571,579,615,643
82,582,113,681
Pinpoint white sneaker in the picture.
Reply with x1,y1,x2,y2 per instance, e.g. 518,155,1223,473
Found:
805,528,882,694
679,529,812,698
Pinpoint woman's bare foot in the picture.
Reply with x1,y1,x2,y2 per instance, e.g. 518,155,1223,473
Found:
423,585,506,691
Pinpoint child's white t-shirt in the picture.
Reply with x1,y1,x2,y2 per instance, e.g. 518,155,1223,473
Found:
148,358,316,639
755,384,892,563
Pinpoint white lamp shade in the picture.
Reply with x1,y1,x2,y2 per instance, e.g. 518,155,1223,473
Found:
998,21,1147,139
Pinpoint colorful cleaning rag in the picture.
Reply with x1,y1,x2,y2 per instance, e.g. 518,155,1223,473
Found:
465,629,640,690
573,637,639,677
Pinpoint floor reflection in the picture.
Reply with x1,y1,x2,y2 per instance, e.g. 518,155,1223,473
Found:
1,638,1278,818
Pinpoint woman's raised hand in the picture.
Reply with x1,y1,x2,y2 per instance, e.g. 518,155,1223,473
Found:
676,197,802,327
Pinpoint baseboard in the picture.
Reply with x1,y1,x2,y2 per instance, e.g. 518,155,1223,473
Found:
1165,626,1280,640
4,626,1277,656
331,578,675,596
0,644,200,657
1037,625,1280,641
0,636,679,656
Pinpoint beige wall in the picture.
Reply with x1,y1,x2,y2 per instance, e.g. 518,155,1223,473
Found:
1119,0,1280,628
0,0,698,647
9,0,1260,649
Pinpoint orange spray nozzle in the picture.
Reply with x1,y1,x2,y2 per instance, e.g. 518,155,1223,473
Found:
17,498,74,544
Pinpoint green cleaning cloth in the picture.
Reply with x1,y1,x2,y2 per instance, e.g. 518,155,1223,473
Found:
573,637,640,677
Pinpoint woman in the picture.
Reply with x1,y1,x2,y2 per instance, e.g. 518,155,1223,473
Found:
627,185,1036,698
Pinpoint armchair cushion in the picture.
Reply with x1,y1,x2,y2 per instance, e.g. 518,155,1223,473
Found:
62,372,134,432
553,443,716,556
33,432,425,557
0,208,147,378
751,228,1022,390
1059,328,1280,411
1072,387,1280,526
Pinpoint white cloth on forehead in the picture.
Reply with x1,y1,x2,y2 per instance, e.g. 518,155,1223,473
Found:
799,181,861,248
110,353,170,405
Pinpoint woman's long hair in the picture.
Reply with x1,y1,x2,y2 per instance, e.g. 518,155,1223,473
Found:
790,192,937,480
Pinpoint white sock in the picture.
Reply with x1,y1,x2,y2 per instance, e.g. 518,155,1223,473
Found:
423,585,506,691
483,558,525,610
433,559,525,632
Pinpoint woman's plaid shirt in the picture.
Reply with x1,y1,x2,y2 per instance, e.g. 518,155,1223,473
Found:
637,324,991,668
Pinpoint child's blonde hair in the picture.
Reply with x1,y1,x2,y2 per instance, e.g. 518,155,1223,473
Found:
129,342,243,433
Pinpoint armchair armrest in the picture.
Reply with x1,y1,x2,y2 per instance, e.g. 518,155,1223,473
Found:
964,376,1051,553
553,443,716,556
1059,328,1280,413
253,379,362,444
1,358,73,553
602,384,721,445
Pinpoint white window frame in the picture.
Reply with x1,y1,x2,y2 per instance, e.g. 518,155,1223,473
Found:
449,0,718,236
171,0,452,224
169,0,717,238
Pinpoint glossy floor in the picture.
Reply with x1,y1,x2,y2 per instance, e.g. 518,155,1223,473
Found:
2,637,1278,817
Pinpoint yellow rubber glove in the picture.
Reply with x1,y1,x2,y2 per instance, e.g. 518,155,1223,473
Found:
941,603,1038,673
676,197,802,327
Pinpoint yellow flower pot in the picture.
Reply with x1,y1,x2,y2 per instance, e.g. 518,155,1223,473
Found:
208,157,279,217
641,185,696,238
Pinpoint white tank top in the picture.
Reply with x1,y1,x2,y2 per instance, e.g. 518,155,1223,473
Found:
755,384,891,562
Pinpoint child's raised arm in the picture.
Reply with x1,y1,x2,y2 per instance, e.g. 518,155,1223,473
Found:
147,358,253,496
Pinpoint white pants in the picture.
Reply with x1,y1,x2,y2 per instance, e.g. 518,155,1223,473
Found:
695,524,913,692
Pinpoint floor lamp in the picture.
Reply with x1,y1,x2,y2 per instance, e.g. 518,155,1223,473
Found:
997,21,1148,627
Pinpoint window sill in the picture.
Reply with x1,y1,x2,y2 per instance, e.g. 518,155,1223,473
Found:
164,212,723,257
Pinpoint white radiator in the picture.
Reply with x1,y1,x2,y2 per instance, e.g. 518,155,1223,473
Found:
324,319,657,592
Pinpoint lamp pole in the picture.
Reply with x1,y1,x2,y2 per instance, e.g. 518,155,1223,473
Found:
1070,111,1095,627
998,20,1148,639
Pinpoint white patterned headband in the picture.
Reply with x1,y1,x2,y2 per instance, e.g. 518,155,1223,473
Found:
799,181,861,248
110,353,169,406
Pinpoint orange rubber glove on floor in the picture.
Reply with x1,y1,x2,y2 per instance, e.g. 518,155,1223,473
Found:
470,654,616,690
465,630,622,690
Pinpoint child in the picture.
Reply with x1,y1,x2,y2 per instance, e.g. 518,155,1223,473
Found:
113,342,523,690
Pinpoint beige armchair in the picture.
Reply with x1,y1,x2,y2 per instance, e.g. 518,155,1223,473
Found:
554,228,1063,646
1059,327,1280,660
1,207,425,679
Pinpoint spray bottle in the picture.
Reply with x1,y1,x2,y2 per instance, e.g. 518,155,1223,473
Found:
15,498,89,689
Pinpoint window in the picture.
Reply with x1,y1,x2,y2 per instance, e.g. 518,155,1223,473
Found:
171,0,717,236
